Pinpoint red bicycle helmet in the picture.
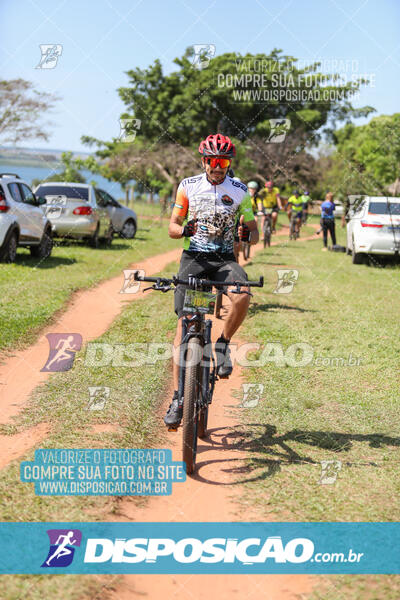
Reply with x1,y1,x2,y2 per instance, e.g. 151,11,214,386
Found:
198,134,236,158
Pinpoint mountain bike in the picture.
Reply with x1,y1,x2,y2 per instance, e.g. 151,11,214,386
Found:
242,234,251,260
134,272,264,474
289,212,301,240
262,209,273,248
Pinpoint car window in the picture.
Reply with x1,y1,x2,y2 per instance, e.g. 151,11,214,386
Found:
20,183,36,204
35,185,89,201
95,189,107,207
103,191,119,207
368,202,400,215
8,182,23,203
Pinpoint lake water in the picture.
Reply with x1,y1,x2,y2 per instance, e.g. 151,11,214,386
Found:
0,163,125,200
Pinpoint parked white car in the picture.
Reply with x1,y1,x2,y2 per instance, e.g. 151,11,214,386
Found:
0,173,53,263
346,196,400,264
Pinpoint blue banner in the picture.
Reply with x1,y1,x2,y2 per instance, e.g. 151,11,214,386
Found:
0,522,399,574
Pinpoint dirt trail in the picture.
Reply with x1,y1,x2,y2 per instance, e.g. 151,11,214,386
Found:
111,310,314,600
0,246,182,467
109,226,318,600
0,224,318,598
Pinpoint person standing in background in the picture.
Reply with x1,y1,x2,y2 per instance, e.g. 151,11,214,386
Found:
320,192,336,251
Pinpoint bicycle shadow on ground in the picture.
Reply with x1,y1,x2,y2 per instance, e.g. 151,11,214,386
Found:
248,303,315,315
194,423,400,486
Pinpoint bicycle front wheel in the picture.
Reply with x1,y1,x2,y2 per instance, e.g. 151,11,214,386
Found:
197,405,208,439
182,337,202,474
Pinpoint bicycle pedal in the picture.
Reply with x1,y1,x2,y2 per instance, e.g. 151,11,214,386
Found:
167,425,179,432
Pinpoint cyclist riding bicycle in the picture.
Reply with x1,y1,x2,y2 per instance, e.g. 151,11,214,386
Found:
287,190,304,237
164,133,259,426
257,181,282,236
247,181,259,216
300,190,310,223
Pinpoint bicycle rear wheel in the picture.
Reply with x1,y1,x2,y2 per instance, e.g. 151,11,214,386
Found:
182,337,202,474
263,220,271,247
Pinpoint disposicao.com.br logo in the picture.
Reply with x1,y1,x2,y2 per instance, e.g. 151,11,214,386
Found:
84,536,314,564
41,529,82,567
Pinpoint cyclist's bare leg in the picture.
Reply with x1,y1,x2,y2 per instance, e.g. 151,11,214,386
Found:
272,210,278,231
223,289,250,340
261,214,266,239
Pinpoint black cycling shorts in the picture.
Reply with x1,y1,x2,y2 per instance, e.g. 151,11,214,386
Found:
174,250,248,318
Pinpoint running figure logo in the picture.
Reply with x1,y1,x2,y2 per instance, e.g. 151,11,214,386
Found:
319,460,342,485
274,269,299,294
41,333,82,372
191,44,216,69
120,269,145,294
36,44,63,69
241,383,264,408
41,529,82,567
267,119,291,143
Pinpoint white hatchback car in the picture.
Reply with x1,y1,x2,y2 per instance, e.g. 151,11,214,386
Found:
0,173,53,263
346,196,400,264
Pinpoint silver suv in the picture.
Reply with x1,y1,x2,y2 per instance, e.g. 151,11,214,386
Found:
0,173,53,263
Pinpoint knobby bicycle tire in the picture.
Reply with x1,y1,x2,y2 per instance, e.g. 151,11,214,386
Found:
182,337,202,474
263,220,271,248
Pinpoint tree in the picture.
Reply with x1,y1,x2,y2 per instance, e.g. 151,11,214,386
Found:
318,113,400,196
32,152,86,188
0,79,59,144
118,49,374,146
81,49,375,200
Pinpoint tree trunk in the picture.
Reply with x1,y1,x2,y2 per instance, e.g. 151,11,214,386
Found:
172,181,178,203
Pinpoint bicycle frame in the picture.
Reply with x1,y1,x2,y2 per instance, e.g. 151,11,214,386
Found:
178,306,215,412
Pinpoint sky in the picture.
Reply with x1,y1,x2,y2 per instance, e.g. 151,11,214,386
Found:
1,0,399,152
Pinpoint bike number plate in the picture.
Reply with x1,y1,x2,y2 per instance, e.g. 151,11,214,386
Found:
183,289,216,314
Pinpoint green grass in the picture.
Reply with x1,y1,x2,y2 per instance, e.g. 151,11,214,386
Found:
2,216,399,598
0,264,177,599
128,200,171,217
0,221,176,355
233,222,400,598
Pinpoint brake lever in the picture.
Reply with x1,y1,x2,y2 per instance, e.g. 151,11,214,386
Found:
228,283,253,296
143,283,172,292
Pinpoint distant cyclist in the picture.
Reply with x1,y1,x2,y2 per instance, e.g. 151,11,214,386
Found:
257,181,282,237
247,181,259,216
287,190,304,238
164,134,259,427
300,191,311,223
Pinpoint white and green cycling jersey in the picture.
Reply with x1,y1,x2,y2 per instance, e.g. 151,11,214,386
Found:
173,173,254,254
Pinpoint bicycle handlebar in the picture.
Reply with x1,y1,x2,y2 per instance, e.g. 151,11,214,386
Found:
134,272,264,289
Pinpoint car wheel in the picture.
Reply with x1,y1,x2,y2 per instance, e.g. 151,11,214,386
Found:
121,219,137,239
352,247,364,264
30,228,53,259
89,225,100,248
1,230,18,263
